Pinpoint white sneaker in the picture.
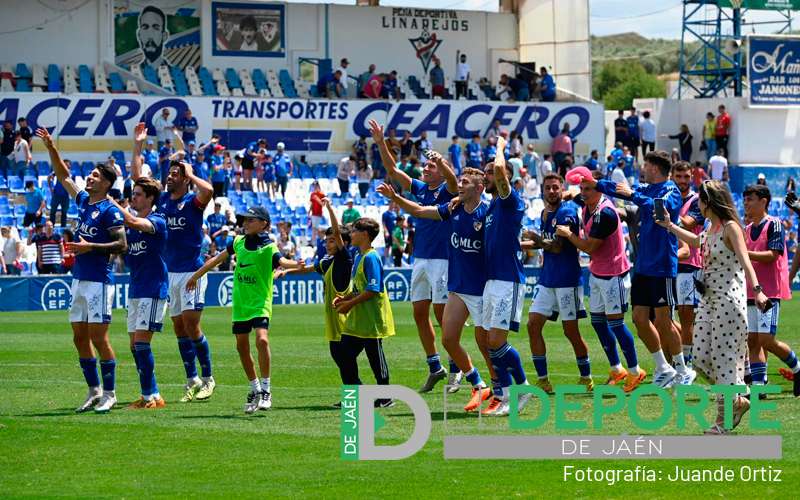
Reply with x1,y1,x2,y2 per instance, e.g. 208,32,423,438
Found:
94,391,117,413
180,379,203,403
653,368,678,389
195,377,216,401
489,398,510,417
244,391,259,414
678,368,697,385
257,391,272,411
446,371,464,394
75,387,102,413
517,390,533,413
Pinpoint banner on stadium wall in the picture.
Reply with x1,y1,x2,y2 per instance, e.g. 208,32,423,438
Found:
114,1,201,70
212,2,285,57
719,0,800,10
748,35,800,108
0,93,605,159
0,267,604,312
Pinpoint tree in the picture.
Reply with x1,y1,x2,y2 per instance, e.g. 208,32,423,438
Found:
593,62,666,109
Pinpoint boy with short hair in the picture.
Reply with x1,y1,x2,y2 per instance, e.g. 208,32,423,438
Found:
186,206,305,413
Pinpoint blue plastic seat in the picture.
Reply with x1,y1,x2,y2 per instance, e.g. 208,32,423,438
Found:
109,72,125,92
47,64,62,92
15,63,31,79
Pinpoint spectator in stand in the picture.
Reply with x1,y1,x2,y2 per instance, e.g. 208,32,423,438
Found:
356,159,373,199
153,107,173,147
242,138,266,191
702,112,717,162
364,72,384,99
541,153,554,176
273,142,292,198
609,141,624,165
402,157,422,180
317,70,343,98
371,140,385,179
206,202,227,237
627,107,641,161
200,226,212,262
538,66,556,102
175,109,198,144
382,71,400,100
485,119,502,140
715,104,731,158
337,154,355,196
483,136,497,162
391,215,406,268
508,150,524,182
382,201,400,265
499,74,528,101
455,53,470,100
309,182,325,233
622,146,635,179
210,148,228,198
336,58,350,96
13,131,31,179
466,134,483,168
214,226,234,271
352,135,368,162
194,150,210,182
107,157,124,201
691,161,708,188
22,180,45,227
48,161,73,227
448,136,462,175
342,198,361,225
1,120,14,179
277,222,299,260
61,228,75,273
551,123,573,174
709,149,729,183
614,110,628,149
358,64,376,97
17,117,31,146
585,149,600,171
430,57,446,98
414,131,431,162
142,139,159,173
786,176,796,194
386,128,401,157
523,143,541,181
1,226,22,275
640,110,657,155
756,173,767,186
29,221,63,275
158,138,174,184
397,131,413,160
509,130,523,157
663,124,693,162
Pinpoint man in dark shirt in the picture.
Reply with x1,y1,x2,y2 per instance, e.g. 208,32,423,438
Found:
1,120,14,178
614,110,628,147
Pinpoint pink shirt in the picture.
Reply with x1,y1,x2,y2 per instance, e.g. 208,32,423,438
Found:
745,216,791,300
551,133,572,155
364,75,382,98
585,197,630,277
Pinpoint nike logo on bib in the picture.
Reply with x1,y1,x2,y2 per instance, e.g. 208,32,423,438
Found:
239,263,253,268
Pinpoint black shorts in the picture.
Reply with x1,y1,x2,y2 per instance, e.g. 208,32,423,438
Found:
631,274,676,308
232,316,270,334
242,155,255,170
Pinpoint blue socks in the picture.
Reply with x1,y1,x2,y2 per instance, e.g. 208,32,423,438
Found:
426,353,443,373
79,357,100,388
465,367,483,387
751,362,767,384
99,359,116,391
591,313,620,367
134,341,158,397
449,358,460,374
532,355,548,379
490,343,527,386
576,356,591,378
193,334,213,378
178,337,198,379
783,351,799,373
608,318,639,369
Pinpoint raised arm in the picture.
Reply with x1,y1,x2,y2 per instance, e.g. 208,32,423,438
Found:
131,122,147,180
376,183,440,220
35,128,78,199
107,196,155,233
322,196,344,250
430,150,458,194
493,136,511,198
186,250,229,291
171,126,185,152
369,119,412,190
183,162,214,206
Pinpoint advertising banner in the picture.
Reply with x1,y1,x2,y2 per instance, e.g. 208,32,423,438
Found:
748,35,800,107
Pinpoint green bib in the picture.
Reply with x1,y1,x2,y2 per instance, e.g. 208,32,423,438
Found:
232,235,278,322
323,258,350,342
343,249,395,339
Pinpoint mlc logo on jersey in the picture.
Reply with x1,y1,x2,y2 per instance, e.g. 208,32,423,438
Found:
408,30,442,72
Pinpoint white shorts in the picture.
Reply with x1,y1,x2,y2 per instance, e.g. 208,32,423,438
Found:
127,298,168,333
481,280,526,332
311,215,322,230
676,270,701,307
410,258,449,304
69,280,114,324
168,272,207,317
452,292,484,329
589,274,630,315
747,302,780,335
529,284,586,321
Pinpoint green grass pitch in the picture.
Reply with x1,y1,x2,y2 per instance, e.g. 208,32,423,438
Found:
1,300,797,498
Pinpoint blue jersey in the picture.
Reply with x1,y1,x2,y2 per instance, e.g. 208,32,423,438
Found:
626,116,640,139
623,155,635,177
538,202,582,288
125,213,168,299
483,145,497,161
597,179,681,277
73,190,124,283
610,148,624,163
484,190,525,283
176,116,198,142
157,191,207,272
437,202,488,295
352,250,384,293
274,152,291,178
410,179,454,260
448,143,462,173
466,142,483,167
206,212,226,235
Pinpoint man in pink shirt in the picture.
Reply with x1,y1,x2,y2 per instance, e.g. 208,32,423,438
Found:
557,172,645,392
551,123,573,175
364,73,384,99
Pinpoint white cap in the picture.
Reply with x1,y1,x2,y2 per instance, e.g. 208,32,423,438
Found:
221,225,230,232
277,142,285,150
758,173,766,180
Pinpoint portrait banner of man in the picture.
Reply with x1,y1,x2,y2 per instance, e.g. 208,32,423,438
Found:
114,2,201,70
212,2,285,57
